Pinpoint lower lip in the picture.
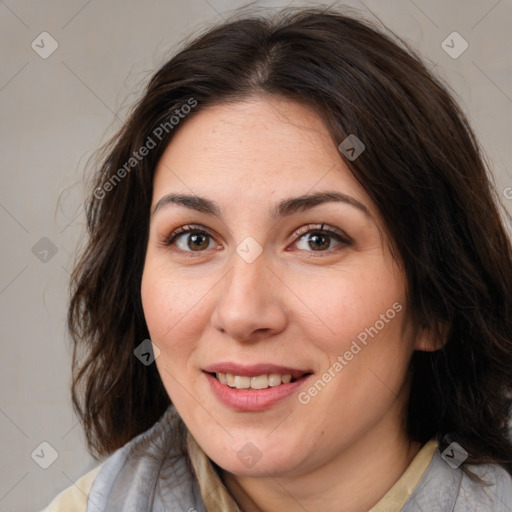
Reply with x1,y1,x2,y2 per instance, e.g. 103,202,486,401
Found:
205,372,311,412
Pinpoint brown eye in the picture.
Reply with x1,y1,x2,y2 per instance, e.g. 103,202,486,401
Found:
292,224,351,253
164,225,216,253
304,232,331,251
184,232,211,251
162,223,350,257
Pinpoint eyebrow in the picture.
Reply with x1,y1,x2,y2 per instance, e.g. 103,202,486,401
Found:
152,191,371,219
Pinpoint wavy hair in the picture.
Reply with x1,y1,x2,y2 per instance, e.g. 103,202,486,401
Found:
68,6,512,473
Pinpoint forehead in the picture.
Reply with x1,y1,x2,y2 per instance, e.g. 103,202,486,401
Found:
152,96,376,218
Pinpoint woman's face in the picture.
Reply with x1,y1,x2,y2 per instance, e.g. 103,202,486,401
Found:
141,95,427,478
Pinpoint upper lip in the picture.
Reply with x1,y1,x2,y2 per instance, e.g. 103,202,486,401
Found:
203,362,312,380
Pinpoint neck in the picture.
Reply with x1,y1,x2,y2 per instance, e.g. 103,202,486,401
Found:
220,423,422,512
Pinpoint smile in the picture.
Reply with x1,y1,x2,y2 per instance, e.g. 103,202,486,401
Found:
203,363,312,411
215,372,295,389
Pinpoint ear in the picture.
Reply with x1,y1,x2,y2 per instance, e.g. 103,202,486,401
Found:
414,322,449,352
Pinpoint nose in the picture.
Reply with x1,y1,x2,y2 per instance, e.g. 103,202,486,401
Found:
210,251,287,343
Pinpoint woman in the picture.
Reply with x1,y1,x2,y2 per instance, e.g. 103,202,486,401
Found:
43,6,512,511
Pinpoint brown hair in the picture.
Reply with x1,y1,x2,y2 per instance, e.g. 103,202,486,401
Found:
68,6,512,473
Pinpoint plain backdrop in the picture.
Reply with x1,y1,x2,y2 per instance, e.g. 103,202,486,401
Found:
1,0,511,510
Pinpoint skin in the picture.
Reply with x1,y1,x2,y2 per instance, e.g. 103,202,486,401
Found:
141,95,439,512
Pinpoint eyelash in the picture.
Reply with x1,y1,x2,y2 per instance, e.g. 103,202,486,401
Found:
160,223,351,257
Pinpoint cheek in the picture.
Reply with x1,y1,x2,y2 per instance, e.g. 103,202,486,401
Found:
140,270,174,341
288,262,406,354
141,263,192,340
141,269,194,399
141,262,212,364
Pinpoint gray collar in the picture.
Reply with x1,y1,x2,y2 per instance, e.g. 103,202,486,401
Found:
87,405,206,512
87,404,512,511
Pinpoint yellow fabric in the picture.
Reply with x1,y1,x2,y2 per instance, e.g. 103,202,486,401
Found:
187,431,241,511
369,439,439,511
41,463,103,512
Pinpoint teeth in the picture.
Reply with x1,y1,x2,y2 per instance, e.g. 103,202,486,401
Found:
251,375,268,389
216,372,295,389
268,374,282,386
234,375,251,389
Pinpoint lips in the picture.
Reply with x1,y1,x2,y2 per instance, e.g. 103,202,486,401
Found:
202,362,311,380
203,362,313,411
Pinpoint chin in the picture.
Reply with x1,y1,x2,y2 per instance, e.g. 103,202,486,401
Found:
204,435,305,478
215,455,297,478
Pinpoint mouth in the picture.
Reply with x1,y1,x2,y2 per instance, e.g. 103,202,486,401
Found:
202,363,313,411
209,371,307,390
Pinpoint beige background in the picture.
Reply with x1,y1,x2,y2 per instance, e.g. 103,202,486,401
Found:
0,0,511,510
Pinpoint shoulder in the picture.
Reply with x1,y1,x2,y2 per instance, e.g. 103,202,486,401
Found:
403,450,512,511
40,405,188,512
454,459,512,511
86,404,205,511
40,464,104,512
